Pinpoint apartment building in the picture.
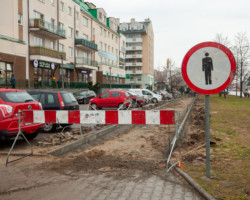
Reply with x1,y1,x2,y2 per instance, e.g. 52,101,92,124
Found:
0,0,27,87
120,18,154,88
0,0,125,87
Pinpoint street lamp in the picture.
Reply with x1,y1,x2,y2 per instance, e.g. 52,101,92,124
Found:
60,54,64,89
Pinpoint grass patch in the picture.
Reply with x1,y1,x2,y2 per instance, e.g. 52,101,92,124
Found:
183,94,250,199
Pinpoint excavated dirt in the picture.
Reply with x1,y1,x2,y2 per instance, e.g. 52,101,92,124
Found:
35,97,194,179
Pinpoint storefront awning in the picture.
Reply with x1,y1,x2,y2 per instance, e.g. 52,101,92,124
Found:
60,64,75,70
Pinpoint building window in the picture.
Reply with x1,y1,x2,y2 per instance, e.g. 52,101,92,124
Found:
75,49,78,57
50,41,54,49
104,43,107,51
34,36,43,46
82,34,88,40
44,69,52,81
68,47,73,57
75,30,79,38
38,0,45,3
100,42,103,50
68,7,72,15
50,0,54,5
108,32,110,38
0,62,13,86
33,11,43,19
59,43,64,52
104,29,107,37
112,47,114,53
112,34,113,39
68,27,73,38
58,22,64,30
115,36,118,43
100,27,102,35
18,14,22,25
60,2,64,11
82,17,88,27
99,12,102,20
108,45,110,52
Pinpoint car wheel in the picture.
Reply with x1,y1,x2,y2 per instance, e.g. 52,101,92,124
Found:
43,123,57,133
118,103,125,110
24,131,39,140
152,98,158,103
90,103,98,110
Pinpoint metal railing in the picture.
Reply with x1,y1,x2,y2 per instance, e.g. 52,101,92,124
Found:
0,78,140,90
75,38,98,51
29,18,65,38
30,46,66,60
75,57,98,67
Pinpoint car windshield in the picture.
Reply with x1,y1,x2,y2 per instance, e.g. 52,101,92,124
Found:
74,91,88,96
0,92,35,103
128,91,137,96
61,92,77,104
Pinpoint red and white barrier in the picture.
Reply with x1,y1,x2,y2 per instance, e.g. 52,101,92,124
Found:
23,110,175,125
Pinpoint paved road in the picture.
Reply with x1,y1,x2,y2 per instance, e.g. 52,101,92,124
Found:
0,164,204,200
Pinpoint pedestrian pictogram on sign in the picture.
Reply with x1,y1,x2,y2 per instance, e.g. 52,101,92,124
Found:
182,42,236,95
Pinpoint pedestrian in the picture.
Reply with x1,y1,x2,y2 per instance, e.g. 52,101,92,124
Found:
10,74,16,89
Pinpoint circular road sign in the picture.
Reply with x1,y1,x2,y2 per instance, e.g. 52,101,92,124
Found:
182,42,236,95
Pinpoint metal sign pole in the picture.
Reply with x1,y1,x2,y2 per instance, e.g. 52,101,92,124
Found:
205,95,210,178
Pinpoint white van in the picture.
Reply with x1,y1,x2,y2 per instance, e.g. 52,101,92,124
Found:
129,89,162,103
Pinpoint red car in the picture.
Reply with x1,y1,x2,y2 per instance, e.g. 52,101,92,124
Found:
0,89,43,140
89,90,132,109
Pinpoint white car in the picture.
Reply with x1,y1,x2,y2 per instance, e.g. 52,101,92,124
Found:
129,89,162,103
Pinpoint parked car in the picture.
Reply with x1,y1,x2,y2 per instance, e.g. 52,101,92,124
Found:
160,90,173,100
27,90,79,132
0,89,43,140
73,90,96,104
127,91,146,107
128,89,153,103
153,90,165,100
89,90,132,110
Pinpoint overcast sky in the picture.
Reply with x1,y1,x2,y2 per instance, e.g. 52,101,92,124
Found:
89,0,250,70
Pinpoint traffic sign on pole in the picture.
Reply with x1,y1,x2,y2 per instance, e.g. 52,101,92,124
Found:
181,42,236,178
182,42,236,95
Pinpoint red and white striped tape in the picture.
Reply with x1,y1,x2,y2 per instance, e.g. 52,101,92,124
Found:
23,110,175,125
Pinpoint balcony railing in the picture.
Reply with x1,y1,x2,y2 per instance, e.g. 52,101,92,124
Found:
99,61,119,68
126,54,142,59
29,18,65,38
126,46,142,51
30,46,66,60
75,38,98,51
125,62,142,66
75,57,98,67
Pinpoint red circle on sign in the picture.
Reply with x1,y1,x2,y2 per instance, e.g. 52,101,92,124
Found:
182,42,236,95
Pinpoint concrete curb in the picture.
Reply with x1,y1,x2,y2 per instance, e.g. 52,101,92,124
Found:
47,124,134,156
172,164,215,200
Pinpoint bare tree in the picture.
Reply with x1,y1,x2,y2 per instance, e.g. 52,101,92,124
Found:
233,32,250,98
214,33,231,47
164,58,175,89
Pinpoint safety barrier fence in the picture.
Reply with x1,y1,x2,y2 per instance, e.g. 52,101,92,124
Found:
6,109,176,166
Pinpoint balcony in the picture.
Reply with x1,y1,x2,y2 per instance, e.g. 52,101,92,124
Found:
126,46,142,51
126,38,142,43
126,54,142,59
75,38,98,51
30,46,66,60
126,70,135,74
75,57,98,70
29,18,66,39
125,62,142,67
99,61,119,68
136,70,142,74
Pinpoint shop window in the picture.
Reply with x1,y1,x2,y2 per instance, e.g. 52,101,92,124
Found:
0,62,13,86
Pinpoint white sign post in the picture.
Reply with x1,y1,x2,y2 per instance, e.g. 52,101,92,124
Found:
182,42,236,178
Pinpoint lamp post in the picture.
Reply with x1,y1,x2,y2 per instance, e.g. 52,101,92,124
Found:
109,66,111,89
60,54,64,89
